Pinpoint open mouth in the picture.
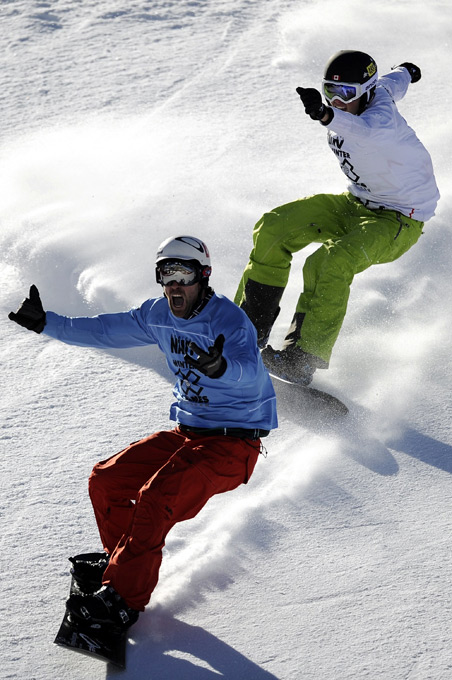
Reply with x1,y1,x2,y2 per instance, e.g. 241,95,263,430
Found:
171,294,184,309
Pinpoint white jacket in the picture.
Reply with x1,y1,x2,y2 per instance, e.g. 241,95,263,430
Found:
324,67,440,221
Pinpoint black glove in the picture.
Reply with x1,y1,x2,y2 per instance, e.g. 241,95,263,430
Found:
185,334,227,379
8,284,46,333
296,87,333,123
397,62,421,83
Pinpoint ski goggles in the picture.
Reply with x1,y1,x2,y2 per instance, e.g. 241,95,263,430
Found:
156,260,199,286
322,80,367,104
323,71,378,104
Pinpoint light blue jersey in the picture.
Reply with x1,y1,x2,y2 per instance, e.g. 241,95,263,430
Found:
44,292,278,431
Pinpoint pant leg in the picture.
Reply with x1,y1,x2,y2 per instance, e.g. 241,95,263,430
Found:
102,433,260,611
234,193,349,304
88,430,185,554
296,208,424,362
233,194,350,344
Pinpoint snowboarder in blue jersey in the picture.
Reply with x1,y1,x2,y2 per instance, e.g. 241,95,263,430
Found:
235,50,440,386
9,235,278,632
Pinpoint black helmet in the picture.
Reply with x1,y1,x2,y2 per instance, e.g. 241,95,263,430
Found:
323,50,378,113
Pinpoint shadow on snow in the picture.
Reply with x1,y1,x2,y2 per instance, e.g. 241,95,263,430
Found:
107,611,279,680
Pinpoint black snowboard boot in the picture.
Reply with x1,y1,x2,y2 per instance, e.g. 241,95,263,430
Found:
67,585,139,630
239,279,283,348
261,344,318,386
69,552,110,594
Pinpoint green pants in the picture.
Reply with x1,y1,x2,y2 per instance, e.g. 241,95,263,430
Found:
235,192,424,363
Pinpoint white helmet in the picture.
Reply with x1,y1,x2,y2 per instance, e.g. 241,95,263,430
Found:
155,235,212,285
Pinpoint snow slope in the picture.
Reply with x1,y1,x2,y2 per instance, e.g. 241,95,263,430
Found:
1,1,452,678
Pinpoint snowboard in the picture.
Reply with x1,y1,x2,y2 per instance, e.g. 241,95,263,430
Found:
269,372,349,417
54,573,127,668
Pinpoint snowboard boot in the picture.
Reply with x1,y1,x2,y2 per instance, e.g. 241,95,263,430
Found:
239,279,283,348
67,585,139,630
261,344,318,386
69,552,110,594
282,311,306,350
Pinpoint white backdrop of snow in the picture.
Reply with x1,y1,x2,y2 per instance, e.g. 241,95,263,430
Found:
1,1,452,679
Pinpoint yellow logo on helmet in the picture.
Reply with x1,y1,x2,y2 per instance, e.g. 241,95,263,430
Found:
367,62,377,77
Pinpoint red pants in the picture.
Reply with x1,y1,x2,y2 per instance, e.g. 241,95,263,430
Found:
88,427,260,610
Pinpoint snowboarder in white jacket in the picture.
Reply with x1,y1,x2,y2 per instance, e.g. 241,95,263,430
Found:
235,50,440,385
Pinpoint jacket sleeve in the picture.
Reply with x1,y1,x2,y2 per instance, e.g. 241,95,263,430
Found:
43,301,157,349
379,67,411,102
213,324,263,384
